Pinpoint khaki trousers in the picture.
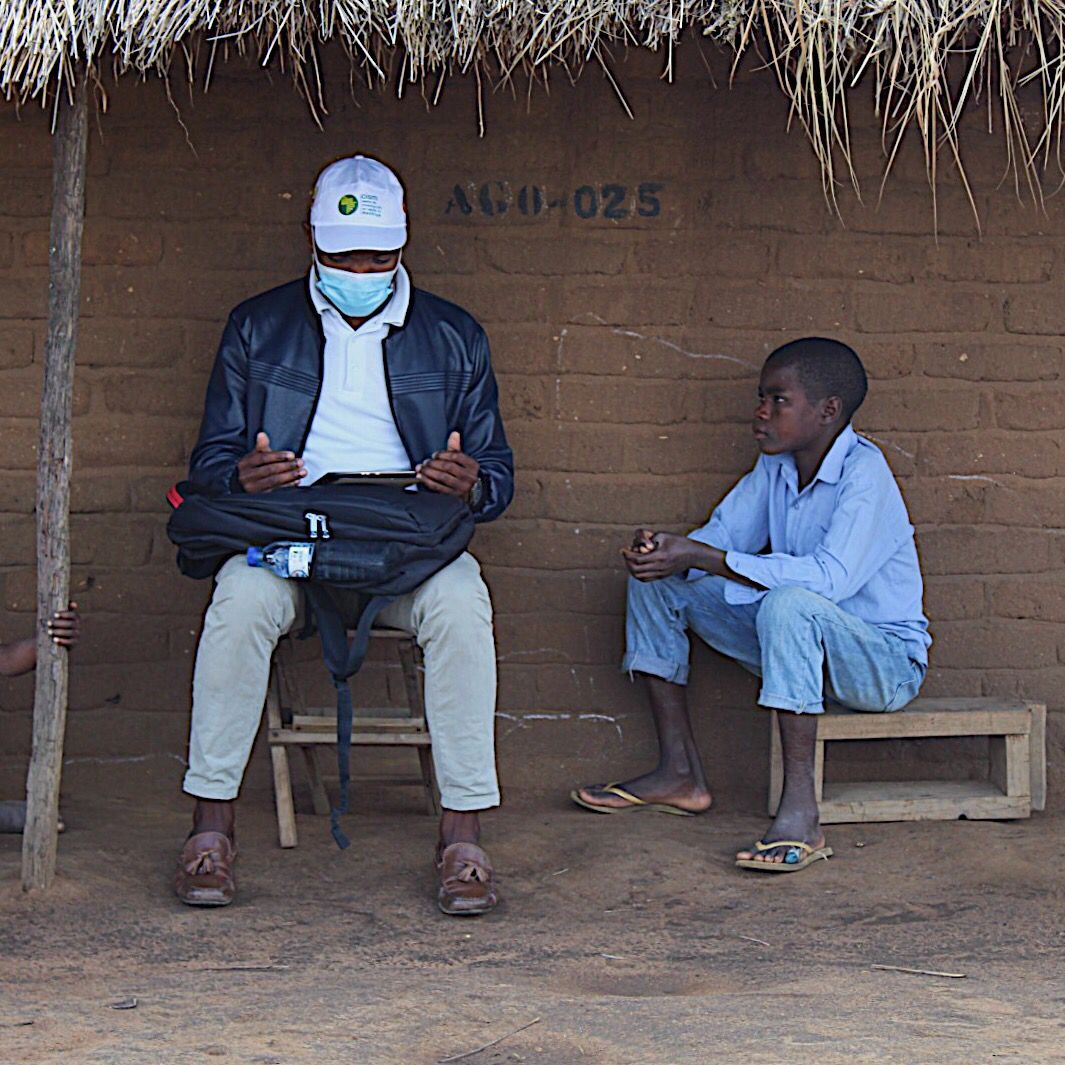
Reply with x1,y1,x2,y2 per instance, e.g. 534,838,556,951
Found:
182,551,500,811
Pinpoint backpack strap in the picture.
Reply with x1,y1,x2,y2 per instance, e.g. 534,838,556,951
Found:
301,585,395,849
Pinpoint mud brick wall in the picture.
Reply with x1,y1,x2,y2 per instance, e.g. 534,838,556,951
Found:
0,44,1062,809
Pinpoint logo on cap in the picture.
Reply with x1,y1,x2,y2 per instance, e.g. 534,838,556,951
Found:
338,194,358,215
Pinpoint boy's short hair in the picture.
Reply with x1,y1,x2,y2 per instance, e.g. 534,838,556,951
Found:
765,337,868,422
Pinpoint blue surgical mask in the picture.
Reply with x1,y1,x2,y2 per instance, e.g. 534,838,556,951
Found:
313,253,399,317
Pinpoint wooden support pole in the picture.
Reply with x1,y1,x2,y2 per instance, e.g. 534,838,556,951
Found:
21,76,88,892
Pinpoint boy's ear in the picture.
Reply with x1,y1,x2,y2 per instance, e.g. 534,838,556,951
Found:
820,394,844,424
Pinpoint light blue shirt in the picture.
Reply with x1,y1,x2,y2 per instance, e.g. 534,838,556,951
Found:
689,425,931,664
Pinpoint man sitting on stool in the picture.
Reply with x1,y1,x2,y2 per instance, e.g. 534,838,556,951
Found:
174,155,513,914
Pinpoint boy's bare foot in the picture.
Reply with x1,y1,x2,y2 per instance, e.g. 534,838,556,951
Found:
735,803,823,864
574,769,712,814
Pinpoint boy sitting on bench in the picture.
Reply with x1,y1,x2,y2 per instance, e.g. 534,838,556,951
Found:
572,337,930,872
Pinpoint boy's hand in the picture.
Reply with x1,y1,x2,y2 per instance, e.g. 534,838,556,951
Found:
416,431,479,498
47,601,80,648
630,528,657,554
238,432,307,493
620,532,697,581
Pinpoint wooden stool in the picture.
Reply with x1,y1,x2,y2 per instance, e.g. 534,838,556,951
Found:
768,697,1047,824
265,627,439,848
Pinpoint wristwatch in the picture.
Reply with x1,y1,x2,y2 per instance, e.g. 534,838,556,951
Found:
467,477,485,511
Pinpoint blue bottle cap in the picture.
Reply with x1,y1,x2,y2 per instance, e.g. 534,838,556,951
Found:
246,546,264,567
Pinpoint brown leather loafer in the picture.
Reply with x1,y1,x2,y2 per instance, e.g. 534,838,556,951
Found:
436,842,498,916
174,831,236,907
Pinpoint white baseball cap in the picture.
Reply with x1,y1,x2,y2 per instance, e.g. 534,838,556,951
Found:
310,155,408,253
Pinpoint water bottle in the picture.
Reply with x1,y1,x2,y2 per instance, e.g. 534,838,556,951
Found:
246,541,315,579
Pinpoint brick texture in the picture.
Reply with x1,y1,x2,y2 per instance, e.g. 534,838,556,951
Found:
1,46,1064,805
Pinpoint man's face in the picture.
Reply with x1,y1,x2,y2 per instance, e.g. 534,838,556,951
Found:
752,362,831,455
303,223,400,273
316,247,401,274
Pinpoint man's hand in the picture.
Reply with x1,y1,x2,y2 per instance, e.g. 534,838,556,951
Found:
47,601,80,648
416,431,479,498
621,530,700,582
237,432,307,493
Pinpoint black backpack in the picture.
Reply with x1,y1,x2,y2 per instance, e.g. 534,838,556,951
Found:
167,482,475,846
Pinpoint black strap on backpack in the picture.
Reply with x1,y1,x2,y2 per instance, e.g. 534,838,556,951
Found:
300,585,393,850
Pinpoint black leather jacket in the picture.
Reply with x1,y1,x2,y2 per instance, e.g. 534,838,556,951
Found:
188,277,514,523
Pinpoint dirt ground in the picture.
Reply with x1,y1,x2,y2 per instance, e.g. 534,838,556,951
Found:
1,751,1063,1065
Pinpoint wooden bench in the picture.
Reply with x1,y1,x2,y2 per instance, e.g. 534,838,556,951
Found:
768,697,1047,823
265,627,439,848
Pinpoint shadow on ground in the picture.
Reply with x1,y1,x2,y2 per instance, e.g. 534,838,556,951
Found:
1,754,1063,1064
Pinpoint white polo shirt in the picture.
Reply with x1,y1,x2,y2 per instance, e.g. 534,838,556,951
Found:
301,265,413,485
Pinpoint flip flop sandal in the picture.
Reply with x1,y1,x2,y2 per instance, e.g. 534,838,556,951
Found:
570,783,697,817
735,839,834,873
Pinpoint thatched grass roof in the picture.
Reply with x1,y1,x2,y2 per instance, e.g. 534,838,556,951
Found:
1,2,1062,196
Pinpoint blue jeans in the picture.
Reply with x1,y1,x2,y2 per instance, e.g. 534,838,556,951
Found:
623,576,925,714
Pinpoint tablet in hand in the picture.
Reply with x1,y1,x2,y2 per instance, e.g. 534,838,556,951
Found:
316,470,418,486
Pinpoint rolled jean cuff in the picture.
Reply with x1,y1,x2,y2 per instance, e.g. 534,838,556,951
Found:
439,789,500,812
182,772,240,802
622,651,689,686
758,690,824,715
